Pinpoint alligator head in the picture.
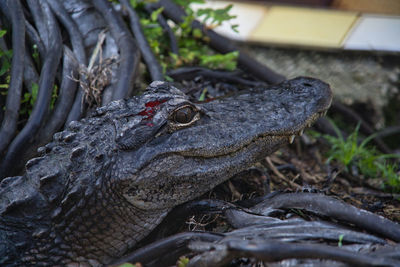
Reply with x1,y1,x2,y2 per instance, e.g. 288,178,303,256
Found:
0,77,332,266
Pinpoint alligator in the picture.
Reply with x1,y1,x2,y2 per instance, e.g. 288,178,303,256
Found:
0,77,332,266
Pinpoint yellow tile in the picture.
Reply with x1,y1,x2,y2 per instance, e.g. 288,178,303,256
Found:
249,6,359,48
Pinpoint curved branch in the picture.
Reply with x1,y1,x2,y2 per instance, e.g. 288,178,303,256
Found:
27,0,50,49
23,51,39,93
24,20,46,61
157,13,179,55
65,90,84,125
93,0,140,100
0,0,62,178
38,46,79,144
254,192,400,242
47,0,87,65
47,0,87,125
228,240,398,266
0,0,25,156
112,232,223,266
375,125,400,139
145,3,179,55
121,0,163,81
167,66,265,87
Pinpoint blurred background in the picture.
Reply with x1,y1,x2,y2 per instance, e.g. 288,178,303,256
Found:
193,0,400,131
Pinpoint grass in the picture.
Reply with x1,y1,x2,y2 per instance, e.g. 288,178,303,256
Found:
312,119,400,193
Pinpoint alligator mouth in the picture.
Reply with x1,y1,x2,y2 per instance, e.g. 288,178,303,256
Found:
279,109,327,144
178,109,328,159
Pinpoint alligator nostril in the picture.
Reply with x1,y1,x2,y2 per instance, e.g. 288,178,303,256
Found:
303,83,312,87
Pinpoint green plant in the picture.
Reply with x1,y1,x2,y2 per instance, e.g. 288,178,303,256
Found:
20,83,39,116
132,0,239,76
196,4,238,32
31,44,40,66
338,234,344,247
312,120,400,192
19,83,58,116
378,162,400,191
0,29,12,90
177,256,190,267
50,84,58,110
116,263,137,267
0,48,11,77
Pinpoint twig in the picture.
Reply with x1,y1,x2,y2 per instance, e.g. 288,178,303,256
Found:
0,0,25,155
145,3,179,55
24,21,46,61
255,192,400,242
167,66,265,87
374,125,400,140
23,51,39,93
70,30,117,107
47,0,87,65
27,0,50,49
0,0,62,178
111,232,223,267
38,46,79,144
228,240,398,266
266,156,302,190
93,0,140,101
121,0,164,81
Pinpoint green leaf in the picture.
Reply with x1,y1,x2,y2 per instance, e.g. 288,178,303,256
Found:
129,0,137,8
32,44,40,65
0,49,12,76
198,88,207,101
338,234,344,247
135,0,239,73
30,83,39,107
197,4,236,26
0,29,6,38
164,75,174,82
199,51,238,70
116,263,137,267
192,28,202,38
50,84,58,110
173,0,204,8
151,7,164,22
231,24,239,33
177,256,190,267
322,119,400,192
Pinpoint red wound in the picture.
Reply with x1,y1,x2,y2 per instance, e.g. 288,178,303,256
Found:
138,99,167,124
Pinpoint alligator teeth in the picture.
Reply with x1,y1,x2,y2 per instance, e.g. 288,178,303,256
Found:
289,135,295,144
318,110,328,117
299,129,304,136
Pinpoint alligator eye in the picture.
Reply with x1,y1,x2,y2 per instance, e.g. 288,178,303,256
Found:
173,105,196,124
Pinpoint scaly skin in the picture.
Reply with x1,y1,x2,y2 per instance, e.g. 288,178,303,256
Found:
0,77,332,266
